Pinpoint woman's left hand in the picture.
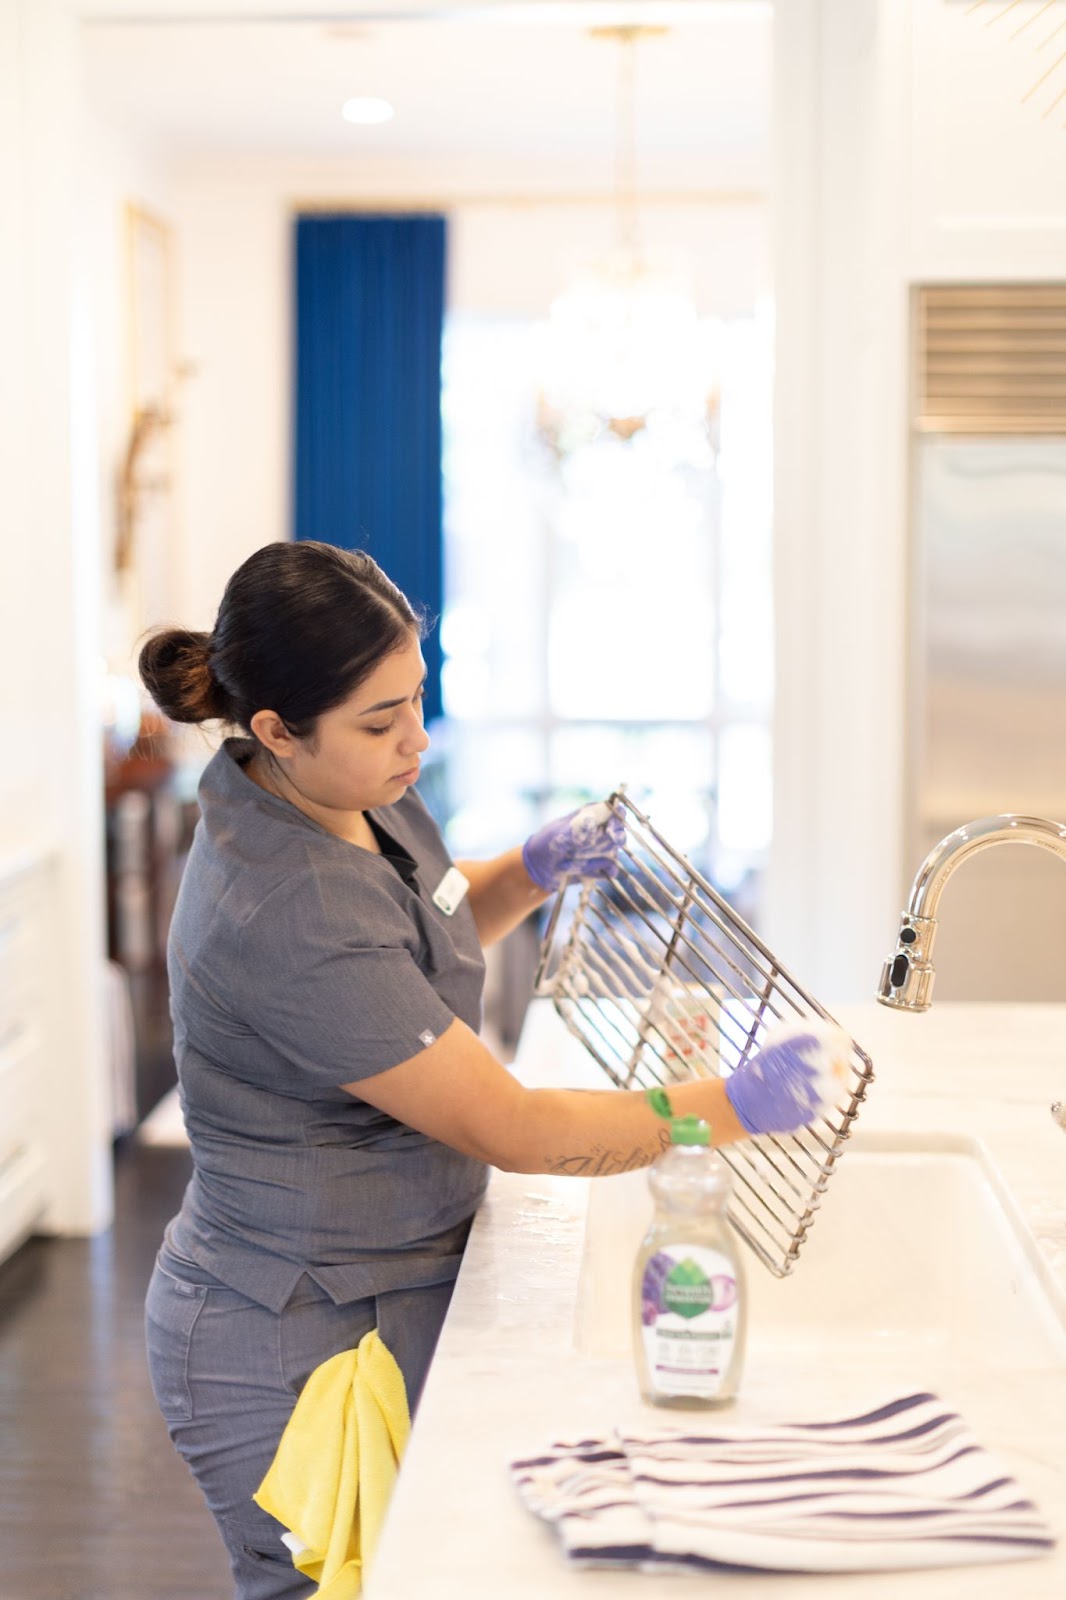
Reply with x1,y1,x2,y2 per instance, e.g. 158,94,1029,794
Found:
521,802,625,892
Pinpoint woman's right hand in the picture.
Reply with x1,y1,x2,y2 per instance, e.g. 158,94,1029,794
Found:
722,1022,851,1136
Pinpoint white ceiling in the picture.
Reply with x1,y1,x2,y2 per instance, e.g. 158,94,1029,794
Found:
79,0,771,185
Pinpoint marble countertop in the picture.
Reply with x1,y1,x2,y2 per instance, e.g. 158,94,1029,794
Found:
366,1000,1066,1598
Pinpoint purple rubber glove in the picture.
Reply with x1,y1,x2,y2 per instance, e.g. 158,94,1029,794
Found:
724,1021,851,1136
522,802,625,892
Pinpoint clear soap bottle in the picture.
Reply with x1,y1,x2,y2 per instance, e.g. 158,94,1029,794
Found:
633,1088,747,1409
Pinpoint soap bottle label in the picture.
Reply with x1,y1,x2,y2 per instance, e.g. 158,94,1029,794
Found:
640,1245,738,1399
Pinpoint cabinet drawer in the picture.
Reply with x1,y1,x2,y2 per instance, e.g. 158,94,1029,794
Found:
0,1144,46,1264
0,874,45,1049
0,1027,41,1168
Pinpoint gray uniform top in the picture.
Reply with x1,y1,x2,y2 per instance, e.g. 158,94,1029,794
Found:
165,738,489,1313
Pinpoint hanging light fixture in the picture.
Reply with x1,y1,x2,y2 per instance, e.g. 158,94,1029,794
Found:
535,24,717,456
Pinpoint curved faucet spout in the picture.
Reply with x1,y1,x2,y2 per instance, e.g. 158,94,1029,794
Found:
905,814,1066,922
877,814,1066,1012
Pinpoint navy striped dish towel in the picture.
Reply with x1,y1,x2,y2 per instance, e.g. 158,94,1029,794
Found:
510,1393,1055,1573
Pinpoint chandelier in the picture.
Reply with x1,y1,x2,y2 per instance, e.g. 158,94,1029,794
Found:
535,25,718,457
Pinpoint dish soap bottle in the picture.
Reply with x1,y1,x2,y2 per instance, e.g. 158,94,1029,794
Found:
633,1087,746,1408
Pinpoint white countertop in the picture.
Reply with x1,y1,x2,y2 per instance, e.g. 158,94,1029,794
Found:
366,1000,1066,1598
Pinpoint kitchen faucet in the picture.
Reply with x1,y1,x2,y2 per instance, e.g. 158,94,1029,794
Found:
877,814,1066,1133
878,814,1066,1011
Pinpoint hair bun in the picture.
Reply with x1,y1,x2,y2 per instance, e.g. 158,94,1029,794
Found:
138,628,227,725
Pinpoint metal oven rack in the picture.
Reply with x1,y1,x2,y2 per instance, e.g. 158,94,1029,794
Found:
533,790,875,1278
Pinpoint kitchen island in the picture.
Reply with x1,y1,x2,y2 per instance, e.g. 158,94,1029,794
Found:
366,1000,1066,1598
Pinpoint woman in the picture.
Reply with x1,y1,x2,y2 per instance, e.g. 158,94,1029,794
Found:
140,541,833,1599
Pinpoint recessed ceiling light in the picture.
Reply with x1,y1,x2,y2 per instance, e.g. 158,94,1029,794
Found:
341,97,395,126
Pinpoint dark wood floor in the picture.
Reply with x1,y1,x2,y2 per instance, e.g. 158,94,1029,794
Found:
0,1142,233,1600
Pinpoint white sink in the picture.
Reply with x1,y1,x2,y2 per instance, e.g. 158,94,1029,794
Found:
575,1133,1066,1373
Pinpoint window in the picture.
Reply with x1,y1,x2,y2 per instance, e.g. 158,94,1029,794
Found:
438,305,773,923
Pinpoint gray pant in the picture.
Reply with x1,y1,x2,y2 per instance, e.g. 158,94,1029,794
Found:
144,1243,455,1600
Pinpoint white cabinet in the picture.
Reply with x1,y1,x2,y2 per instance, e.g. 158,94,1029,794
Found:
0,856,49,1263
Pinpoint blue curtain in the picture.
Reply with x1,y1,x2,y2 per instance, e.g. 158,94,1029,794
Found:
293,214,446,721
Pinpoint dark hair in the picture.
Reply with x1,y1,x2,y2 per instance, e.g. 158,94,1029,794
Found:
138,541,421,737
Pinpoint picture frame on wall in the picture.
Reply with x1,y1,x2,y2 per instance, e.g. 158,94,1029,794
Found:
116,203,176,618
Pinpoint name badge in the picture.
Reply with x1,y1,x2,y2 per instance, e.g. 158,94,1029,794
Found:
432,866,469,916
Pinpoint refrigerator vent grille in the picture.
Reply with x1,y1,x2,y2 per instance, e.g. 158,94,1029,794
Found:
916,284,1066,435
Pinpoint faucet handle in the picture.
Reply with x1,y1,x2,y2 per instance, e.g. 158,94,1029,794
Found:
1052,1102,1066,1132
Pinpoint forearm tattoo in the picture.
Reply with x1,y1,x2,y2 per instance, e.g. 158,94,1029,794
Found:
547,1128,670,1177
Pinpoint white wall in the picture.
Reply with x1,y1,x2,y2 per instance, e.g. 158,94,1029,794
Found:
909,0,1066,279
0,0,112,1233
767,0,910,1002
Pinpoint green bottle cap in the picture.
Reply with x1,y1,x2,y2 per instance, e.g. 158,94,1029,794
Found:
644,1087,711,1146
670,1116,710,1146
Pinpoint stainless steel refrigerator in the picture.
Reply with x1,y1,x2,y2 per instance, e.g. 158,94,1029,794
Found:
909,435,1066,999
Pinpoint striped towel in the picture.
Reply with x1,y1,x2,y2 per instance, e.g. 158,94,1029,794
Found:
510,1393,1055,1574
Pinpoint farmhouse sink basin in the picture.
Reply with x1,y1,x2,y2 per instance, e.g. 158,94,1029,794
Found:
575,1132,1066,1373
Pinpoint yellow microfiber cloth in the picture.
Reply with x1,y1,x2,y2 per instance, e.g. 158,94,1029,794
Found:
253,1329,410,1598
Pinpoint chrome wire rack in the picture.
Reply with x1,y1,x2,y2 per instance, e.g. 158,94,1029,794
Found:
533,790,875,1278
